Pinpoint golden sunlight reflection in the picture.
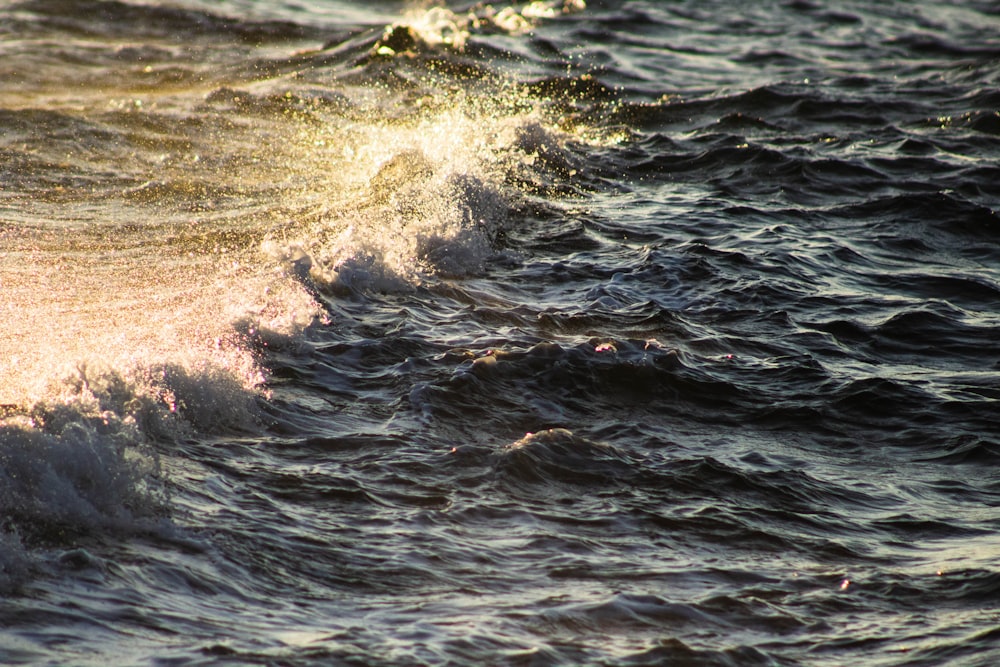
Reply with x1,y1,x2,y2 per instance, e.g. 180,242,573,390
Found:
0,219,322,407
0,3,605,414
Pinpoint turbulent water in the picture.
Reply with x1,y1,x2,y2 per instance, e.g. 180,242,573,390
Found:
1,0,999,664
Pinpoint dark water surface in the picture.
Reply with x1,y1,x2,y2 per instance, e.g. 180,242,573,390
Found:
1,0,999,664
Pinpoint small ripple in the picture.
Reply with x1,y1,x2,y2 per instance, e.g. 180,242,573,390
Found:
495,428,638,487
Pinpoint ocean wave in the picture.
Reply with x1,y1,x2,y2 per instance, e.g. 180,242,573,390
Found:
495,428,638,486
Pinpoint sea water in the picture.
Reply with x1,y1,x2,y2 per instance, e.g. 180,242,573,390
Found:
1,1,999,664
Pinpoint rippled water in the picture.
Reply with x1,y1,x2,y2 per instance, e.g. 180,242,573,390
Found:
1,0,999,664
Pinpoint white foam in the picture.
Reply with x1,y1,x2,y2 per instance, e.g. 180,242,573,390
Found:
403,6,469,51
0,290,315,585
389,1,587,48
265,99,586,296
0,371,170,589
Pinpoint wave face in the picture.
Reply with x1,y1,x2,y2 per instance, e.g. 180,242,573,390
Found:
1,0,999,664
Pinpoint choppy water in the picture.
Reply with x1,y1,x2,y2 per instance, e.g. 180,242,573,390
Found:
1,0,999,664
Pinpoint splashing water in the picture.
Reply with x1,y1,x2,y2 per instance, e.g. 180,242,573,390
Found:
0,1,598,581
